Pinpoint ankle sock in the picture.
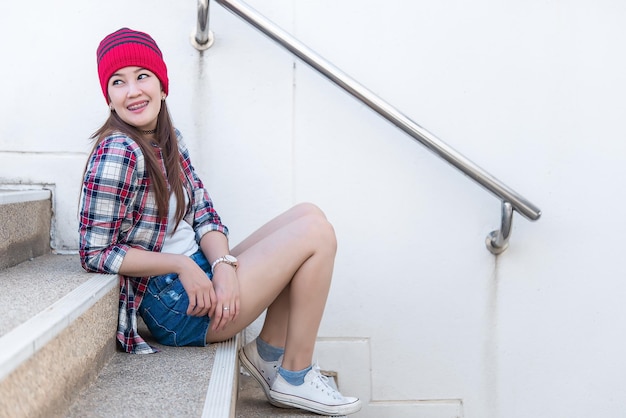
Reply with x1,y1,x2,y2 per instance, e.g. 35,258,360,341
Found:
278,365,312,386
256,337,284,362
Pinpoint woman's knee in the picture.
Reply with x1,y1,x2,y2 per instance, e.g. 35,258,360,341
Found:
283,203,336,254
302,210,337,254
292,202,328,221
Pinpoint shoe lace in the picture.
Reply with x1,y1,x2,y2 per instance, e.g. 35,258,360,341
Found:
310,363,343,400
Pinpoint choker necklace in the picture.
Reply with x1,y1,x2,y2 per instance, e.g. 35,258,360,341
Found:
141,128,157,135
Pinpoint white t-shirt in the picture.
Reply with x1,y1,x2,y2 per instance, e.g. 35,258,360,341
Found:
160,191,199,256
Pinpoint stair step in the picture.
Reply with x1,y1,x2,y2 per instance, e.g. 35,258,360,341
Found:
66,323,239,418
236,373,321,417
0,188,52,270
66,338,216,417
0,253,240,418
0,254,93,338
0,254,117,418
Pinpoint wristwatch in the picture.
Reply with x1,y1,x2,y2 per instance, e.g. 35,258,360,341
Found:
211,255,239,271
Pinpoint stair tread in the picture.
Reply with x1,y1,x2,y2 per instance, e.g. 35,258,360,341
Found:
236,373,320,417
0,253,239,418
66,330,216,418
0,254,92,338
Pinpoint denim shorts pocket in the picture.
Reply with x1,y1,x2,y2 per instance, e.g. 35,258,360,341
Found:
155,278,189,315
140,304,179,346
138,250,212,347
140,278,210,347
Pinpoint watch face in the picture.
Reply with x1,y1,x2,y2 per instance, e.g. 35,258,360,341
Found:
224,255,237,263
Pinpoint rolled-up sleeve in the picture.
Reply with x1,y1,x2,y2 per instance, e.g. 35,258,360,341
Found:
192,180,229,242
79,138,137,274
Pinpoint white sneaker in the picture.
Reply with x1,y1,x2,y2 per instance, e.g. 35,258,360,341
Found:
239,340,289,408
270,363,362,416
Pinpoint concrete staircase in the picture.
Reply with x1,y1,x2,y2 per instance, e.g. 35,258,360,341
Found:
0,188,240,418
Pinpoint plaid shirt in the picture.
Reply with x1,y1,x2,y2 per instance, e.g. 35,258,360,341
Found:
79,130,228,354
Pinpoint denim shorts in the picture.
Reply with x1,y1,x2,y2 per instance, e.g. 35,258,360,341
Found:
138,250,212,347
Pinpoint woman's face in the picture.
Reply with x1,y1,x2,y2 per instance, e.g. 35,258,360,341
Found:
108,66,163,131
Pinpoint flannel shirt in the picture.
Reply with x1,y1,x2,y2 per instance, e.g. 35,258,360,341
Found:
79,130,228,354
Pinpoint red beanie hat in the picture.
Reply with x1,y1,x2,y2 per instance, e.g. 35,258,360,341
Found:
96,28,169,103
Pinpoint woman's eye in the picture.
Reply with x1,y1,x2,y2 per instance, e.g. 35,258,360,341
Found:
138,73,149,80
111,79,123,86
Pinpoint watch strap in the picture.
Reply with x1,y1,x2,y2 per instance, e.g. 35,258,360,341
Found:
211,256,237,271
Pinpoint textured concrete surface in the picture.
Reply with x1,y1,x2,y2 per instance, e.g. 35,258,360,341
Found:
236,373,320,418
66,320,217,418
0,198,51,270
0,286,118,418
0,254,93,337
66,325,321,418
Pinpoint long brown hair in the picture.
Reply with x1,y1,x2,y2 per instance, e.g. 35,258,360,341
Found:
87,101,186,229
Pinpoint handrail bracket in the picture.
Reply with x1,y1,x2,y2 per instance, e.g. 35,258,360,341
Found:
486,201,514,255
191,0,214,50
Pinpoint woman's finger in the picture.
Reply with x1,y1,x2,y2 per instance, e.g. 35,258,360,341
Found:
187,293,198,316
207,285,217,318
212,303,224,331
197,292,211,317
233,298,240,322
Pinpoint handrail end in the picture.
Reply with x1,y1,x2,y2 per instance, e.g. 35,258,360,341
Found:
191,29,215,51
517,207,542,222
486,230,509,255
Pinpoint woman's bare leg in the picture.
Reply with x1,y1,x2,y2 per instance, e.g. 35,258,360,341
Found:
206,203,336,371
230,202,329,255
257,283,290,348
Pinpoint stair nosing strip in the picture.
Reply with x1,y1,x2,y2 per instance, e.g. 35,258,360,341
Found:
0,273,117,381
201,333,240,418
0,189,51,205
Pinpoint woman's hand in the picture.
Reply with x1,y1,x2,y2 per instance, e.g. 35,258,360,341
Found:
210,263,240,332
197,230,240,332
119,249,217,317
176,257,217,318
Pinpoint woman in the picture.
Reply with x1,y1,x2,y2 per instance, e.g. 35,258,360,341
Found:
79,28,361,416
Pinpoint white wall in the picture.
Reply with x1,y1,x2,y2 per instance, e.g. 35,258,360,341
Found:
1,1,625,417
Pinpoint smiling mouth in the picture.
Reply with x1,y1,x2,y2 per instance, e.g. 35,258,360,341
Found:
127,101,149,111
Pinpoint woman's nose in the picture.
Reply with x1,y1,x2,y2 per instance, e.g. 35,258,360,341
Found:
126,81,141,97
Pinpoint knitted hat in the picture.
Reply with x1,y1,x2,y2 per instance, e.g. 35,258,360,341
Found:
96,28,169,102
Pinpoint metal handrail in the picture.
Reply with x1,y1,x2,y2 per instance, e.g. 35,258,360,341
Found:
486,201,514,255
191,0,214,50
197,0,542,253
